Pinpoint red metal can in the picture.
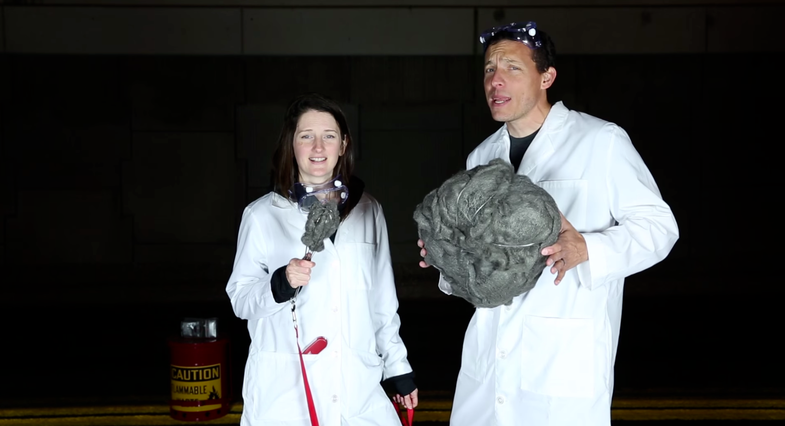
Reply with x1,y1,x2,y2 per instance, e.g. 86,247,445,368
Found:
168,337,231,421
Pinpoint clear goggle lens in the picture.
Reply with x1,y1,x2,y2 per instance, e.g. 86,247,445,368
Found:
291,176,349,213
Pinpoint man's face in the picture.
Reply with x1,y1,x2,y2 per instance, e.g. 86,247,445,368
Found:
483,40,553,129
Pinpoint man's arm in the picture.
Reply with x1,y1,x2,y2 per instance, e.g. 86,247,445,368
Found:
541,213,588,285
542,124,679,288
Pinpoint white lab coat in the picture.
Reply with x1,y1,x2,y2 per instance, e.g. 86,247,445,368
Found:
227,191,413,426
442,102,679,426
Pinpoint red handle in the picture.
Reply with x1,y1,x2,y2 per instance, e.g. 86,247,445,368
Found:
392,400,414,426
401,407,414,426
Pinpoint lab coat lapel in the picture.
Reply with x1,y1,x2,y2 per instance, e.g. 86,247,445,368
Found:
517,102,568,180
483,126,510,165
273,195,316,256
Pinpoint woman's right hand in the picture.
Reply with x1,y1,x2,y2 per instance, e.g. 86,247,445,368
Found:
285,258,315,288
394,388,419,409
417,239,430,269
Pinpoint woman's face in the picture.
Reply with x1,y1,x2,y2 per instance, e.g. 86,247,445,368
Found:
293,110,345,186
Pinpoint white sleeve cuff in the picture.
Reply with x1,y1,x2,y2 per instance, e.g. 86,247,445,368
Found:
578,232,606,289
438,274,453,295
576,259,594,290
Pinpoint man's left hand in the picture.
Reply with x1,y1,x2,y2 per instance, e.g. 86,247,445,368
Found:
541,213,588,285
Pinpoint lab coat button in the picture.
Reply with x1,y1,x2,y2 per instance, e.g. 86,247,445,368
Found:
497,396,505,404
499,350,507,359
332,395,338,403
332,306,338,313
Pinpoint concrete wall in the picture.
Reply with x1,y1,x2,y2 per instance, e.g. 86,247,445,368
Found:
0,1,782,303
2,4,784,55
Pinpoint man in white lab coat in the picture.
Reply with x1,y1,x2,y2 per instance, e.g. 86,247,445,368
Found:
417,21,679,426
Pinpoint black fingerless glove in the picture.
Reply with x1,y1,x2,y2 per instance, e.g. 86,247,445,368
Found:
383,371,416,396
271,265,296,303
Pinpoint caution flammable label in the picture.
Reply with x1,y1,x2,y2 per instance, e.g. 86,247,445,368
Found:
171,364,222,411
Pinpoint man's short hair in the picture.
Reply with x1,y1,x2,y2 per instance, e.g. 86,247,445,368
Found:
482,24,557,74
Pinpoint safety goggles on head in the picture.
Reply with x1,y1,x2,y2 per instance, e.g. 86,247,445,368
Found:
290,175,349,213
479,21,542,53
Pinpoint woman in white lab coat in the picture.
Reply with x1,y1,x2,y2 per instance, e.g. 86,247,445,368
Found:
227,93,418,426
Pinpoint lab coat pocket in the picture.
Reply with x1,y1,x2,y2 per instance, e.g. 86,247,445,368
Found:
245,351,310,422
538,180,588,230
342,242,375,289
520,315,594,398
345,351,385,417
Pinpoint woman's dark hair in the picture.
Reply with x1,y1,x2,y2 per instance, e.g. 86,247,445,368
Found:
271,93,356,219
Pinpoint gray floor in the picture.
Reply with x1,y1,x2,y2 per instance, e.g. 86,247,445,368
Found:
1,265,783,424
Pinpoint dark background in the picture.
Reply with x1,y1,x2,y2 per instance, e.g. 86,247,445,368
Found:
0,0,782,407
